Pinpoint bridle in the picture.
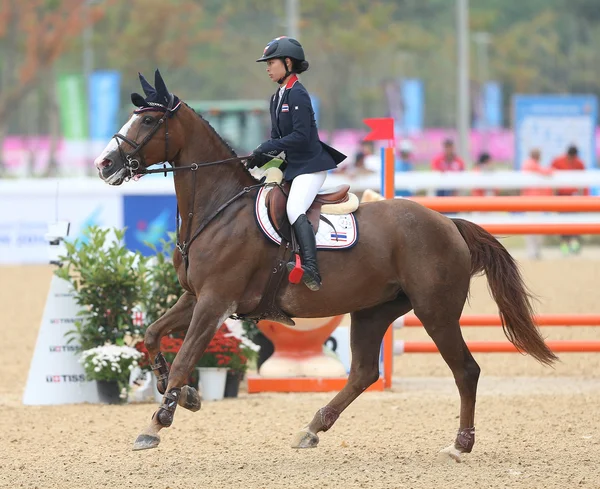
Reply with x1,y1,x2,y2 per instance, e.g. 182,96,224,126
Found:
112,101,180,180
110,99,268,269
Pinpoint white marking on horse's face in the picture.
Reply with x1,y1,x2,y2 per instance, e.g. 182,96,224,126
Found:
93,114,140,169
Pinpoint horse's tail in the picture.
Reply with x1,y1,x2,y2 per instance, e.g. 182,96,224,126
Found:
452,218,557,366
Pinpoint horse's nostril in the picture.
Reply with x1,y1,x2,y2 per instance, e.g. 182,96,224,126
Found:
99,159,112,170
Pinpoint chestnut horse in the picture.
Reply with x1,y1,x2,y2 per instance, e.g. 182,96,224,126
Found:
94,71,556,460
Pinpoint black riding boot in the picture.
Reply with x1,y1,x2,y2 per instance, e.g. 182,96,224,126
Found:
287,214,322,291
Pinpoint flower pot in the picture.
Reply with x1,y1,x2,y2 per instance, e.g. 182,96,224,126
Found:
197,367,227,401
96,380,125,404
224,370,244,398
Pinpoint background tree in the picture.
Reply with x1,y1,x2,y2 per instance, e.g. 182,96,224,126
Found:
0,0,113,174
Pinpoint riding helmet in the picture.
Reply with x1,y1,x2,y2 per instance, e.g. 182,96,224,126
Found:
256,36,305,63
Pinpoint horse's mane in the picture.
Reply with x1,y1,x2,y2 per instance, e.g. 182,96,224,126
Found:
183,101,259,183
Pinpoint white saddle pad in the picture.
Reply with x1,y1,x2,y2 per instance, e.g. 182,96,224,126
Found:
255,186,358,250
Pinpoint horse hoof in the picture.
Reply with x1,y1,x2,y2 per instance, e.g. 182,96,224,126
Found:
291,429,319,449
178,386,201,412
438,444,463,463
132,434,160,451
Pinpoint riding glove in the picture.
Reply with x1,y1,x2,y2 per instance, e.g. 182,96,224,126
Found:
246,144,283,169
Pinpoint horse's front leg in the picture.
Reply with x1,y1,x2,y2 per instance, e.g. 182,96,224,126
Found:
145,292,196,395
133,295,233,451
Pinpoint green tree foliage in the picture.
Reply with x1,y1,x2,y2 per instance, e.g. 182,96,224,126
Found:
4,0,600,133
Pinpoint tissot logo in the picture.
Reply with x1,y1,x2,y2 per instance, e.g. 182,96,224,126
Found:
16,234,47,246
49,318,77,324
45,374,88,383
53,292,75,298
49,345,81,353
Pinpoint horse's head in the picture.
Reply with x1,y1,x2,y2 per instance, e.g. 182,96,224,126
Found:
94,70,185,185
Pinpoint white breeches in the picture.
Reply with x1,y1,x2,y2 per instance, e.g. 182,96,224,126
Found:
286,171,328,225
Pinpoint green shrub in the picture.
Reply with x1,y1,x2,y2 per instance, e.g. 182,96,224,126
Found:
55,227,150,350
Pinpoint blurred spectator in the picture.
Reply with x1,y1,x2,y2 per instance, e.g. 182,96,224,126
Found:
336,140,377,177
521,148,553,259
522,148,553,196
395,139,414,197
551,145,587,255
354,141,378,174
431,138,464,196
471,152,497,197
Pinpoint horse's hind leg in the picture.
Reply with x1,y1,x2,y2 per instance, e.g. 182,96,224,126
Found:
292,295,412,449
412,295,480,462
144,292,200,412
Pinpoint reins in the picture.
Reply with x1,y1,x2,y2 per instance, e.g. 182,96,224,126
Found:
111,103,273,269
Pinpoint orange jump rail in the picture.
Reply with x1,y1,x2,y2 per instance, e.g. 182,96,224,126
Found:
408,196,600,213
395,340,600,354
398,314,600,327
480,223,600,235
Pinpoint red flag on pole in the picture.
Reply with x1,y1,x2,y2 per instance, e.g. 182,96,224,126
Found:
363,117,394,142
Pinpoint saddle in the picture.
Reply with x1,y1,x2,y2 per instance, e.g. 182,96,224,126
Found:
233,168,359,328
264,168,359,242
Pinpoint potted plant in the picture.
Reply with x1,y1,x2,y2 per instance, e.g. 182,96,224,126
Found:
194,324,233,401
79,344,142,404
55,226,150,402
55,227,150,350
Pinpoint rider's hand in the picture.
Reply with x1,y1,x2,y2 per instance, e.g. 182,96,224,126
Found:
246,145,280,169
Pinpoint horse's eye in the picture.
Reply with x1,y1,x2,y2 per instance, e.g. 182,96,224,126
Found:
142,116,154,125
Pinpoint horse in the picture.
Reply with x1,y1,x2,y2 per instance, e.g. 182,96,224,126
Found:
94,70,556,460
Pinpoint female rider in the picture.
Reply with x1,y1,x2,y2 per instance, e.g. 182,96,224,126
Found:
247,36,346,291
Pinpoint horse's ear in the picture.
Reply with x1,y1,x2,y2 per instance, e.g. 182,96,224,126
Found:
138,72,156,97
154,69,170,105
131,92,147,107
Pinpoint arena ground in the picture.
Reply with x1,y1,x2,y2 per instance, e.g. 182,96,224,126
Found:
1,246,599,488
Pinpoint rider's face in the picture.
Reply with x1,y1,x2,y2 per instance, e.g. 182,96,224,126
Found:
266,58,289,83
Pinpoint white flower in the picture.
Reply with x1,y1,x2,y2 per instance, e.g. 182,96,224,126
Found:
223,318,260,352
80,344,142,371
241,337,260,352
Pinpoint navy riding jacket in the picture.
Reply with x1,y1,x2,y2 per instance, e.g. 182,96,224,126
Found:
256,75,346,181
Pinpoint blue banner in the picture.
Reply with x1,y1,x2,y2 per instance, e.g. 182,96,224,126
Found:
401,79,424,135
484,82,502,129
123,195,176,255
89,71,121,141
514,95,598,169
311,95,320,128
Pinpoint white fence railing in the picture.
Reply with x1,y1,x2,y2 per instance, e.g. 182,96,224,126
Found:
1,170,600,196
1,171,599,265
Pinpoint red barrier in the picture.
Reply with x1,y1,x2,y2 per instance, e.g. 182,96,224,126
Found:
395,340,600,354
408,196,600,212
399,314,600,327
